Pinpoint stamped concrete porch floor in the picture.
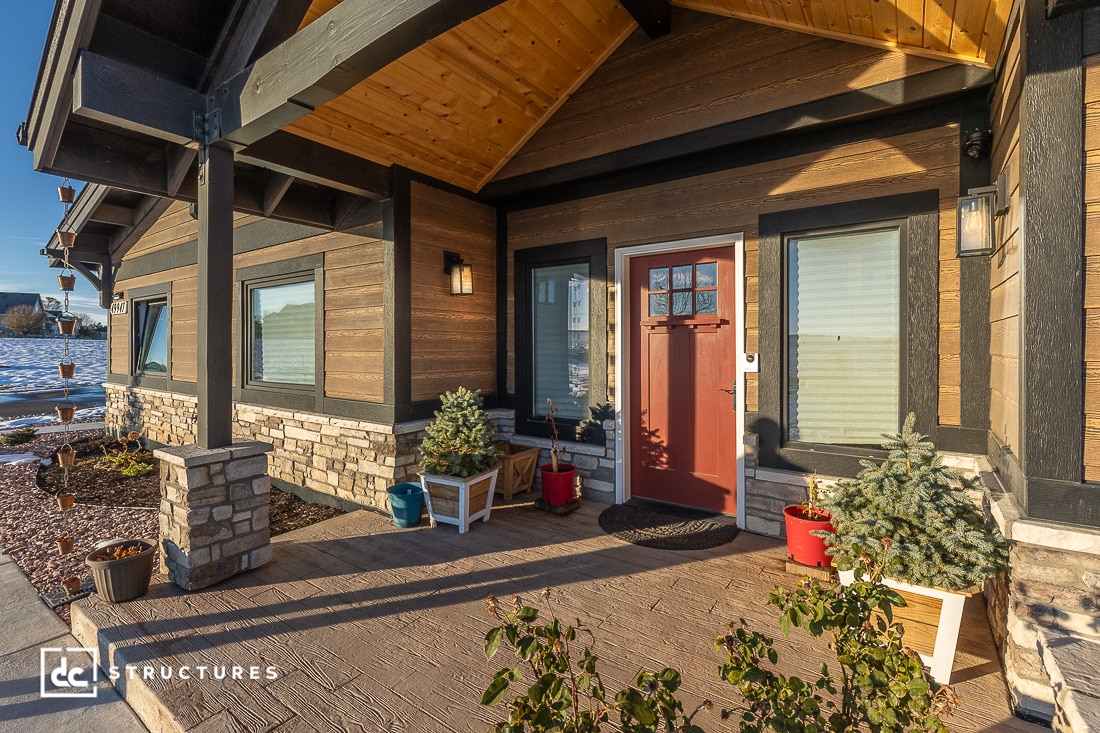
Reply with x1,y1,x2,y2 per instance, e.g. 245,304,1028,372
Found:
72,502,1042,733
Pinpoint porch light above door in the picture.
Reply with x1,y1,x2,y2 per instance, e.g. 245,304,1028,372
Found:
443,251,473,296
956,169,1009,258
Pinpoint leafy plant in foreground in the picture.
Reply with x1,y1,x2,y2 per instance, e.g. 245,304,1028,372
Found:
482,588,709,732
717,556,958,733
1,427,38,446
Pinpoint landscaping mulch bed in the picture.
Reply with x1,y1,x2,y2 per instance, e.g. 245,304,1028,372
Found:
1,428,345,624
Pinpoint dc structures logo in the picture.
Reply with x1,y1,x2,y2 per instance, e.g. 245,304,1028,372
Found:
40,647,99,698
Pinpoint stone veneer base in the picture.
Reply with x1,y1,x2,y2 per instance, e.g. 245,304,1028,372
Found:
155,441,273,591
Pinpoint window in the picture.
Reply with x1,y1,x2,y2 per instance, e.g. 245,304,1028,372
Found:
532,263,590,420
515,239,608,438
786,228,900,445
134,300,168,374
247,278,315,386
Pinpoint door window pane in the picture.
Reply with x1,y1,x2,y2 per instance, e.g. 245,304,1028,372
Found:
787,228,900,445
695,262,718,287
250,280,315,385
532,263,589,420
695,290,717,314
671,265,693,289
672,291,692,316
135,301,167,374
649,268,669,291
649,293,668,316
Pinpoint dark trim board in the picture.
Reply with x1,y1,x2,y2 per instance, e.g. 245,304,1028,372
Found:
513,238,608,440
385,167,413,413
1018,0,1085,485
495,208,509,403
1086,8,1100,54
395,394,502,424
484,70,992,209
755,190,942,478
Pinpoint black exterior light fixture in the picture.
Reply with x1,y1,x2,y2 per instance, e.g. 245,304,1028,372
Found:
963,128,992,160
443,250,473,296
957,167,1010,257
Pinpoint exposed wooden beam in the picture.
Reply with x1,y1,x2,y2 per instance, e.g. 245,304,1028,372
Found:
213,0,508,147
1048,0,1100,14
236,131,391,199
167,147,199,197
48,124,173,196
110,197,175,260
72,51,204,145
88,202,136,227
618,0,670,38
26,0,103,171
262,171,294,216
203,0,314,90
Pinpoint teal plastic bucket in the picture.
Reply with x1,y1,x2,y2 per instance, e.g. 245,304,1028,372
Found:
387,482,424,528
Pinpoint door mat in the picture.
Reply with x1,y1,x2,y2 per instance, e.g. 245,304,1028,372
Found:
597,499,739,550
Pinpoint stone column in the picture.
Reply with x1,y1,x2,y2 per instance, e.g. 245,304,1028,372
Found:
155,441,274,591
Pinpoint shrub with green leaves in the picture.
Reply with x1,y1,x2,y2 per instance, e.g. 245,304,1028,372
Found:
482,589,709,733
419,387,501,477
718,560,958,733
818,413,1007,591
0,427,38,446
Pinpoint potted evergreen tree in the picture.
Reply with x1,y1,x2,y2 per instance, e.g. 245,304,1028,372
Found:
820,413,1008,684
419,387,502,533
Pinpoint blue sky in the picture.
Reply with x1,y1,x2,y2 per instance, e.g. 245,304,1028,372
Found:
0,4,104,316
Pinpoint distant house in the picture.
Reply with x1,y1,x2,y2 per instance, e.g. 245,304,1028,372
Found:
0,292,45,336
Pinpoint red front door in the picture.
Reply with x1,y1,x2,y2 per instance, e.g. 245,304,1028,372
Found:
629,247,737,514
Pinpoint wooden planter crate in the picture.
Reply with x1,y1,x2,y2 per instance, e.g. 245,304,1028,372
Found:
421,467,499,534
495,443,540,501
839,570,975,684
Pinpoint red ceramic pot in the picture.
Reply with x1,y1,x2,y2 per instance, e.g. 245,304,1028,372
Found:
539,464,576,506
783,505,834,568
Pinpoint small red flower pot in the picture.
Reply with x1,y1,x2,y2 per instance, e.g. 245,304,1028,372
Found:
783,505,834,568
539,464,576,506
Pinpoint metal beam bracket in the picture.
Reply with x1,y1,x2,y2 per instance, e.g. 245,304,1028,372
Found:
193,109,223,145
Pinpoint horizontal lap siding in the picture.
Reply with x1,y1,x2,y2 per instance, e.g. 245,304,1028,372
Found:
1085,53,1100,481
113,212,386,400
410,182,497,401
496,8,948,182
989,25,1022,456
508,125,961,417
324,237,385,403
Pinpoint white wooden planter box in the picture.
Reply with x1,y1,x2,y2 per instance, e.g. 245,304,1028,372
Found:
838,570,975,685
420,467,499,534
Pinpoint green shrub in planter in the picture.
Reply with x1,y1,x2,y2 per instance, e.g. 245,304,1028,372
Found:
419,387,501,477
819,413,1007,591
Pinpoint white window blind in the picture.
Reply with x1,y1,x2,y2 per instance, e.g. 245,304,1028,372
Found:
532,263,590,420
250,280,315,385
787,228,900,445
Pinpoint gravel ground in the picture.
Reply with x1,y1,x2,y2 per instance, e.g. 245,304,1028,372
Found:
0,428,156,625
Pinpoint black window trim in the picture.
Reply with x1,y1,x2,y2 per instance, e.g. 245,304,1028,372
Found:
235,254,325,412
754,190,940,478
780,218,910,453
128,282,172,389
514,238,608,441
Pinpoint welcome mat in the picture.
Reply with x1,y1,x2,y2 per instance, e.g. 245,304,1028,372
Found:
597,499,739,550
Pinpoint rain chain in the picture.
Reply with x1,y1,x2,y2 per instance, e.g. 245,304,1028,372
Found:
53,180,80,594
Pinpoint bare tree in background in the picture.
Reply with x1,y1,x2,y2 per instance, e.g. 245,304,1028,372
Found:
41,296,61,311
2,305,46,336
76,312,104,338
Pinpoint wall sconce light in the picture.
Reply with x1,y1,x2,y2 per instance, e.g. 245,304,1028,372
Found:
443,251,473,296
956,168,1010,258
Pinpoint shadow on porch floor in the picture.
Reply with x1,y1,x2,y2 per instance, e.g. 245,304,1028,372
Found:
72,501,1043,733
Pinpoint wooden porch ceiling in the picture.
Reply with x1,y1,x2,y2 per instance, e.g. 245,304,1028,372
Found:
670,0,1010,67
284,0,639,192
277,0,1006,194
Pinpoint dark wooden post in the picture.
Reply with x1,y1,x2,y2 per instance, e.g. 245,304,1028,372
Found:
196,143,234,448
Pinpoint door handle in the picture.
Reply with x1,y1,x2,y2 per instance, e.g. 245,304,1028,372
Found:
719,380,736,407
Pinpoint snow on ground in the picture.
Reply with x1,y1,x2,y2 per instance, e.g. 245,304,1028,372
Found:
0,337,106,392
0,406,106,432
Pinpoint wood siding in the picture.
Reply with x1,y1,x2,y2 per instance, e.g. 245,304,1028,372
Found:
112,214,385,402
989,20,1021,457
409,182,497,401
496,9,949,182
507,124,961,422
1085,52,1100,482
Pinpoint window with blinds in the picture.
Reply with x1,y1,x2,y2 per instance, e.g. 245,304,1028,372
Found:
531,263,590,421
786,228,900,445
249,279,315,386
